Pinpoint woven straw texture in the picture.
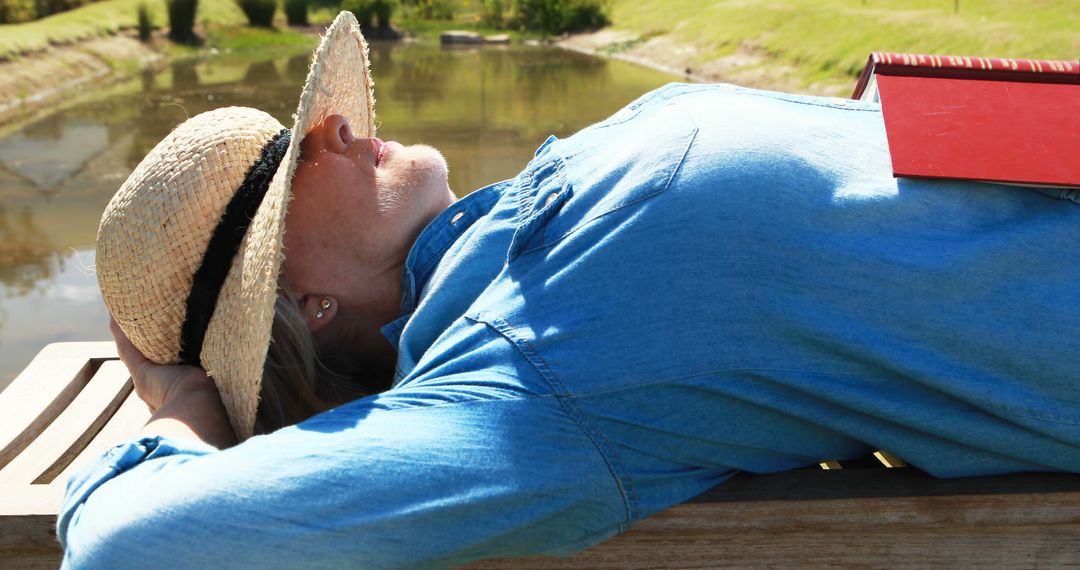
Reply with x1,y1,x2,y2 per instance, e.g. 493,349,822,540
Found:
96,12,375,441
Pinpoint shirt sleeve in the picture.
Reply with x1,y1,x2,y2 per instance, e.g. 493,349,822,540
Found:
57,384,629,569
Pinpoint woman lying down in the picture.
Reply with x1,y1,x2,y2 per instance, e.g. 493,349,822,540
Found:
60,11,1080,570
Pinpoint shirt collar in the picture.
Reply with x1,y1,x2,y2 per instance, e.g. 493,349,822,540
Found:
380,183,503,347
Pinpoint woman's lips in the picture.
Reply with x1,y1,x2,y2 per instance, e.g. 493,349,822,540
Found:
375,140,401,167
373,138,385,166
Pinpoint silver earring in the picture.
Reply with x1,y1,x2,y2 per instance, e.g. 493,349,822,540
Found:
316,311,324,319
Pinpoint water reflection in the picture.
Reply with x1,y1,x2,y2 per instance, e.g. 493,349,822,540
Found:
0,206,62,295
0,41,677,388
0,120,110,198
0,248,107,384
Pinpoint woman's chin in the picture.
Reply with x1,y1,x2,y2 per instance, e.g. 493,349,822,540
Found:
408,145,454,209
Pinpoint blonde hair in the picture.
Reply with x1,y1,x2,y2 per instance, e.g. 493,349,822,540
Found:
253,288,390,434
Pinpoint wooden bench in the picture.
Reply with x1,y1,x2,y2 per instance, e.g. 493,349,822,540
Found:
3,343,1079,568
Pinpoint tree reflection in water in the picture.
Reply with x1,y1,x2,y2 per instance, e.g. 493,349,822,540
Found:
0,206,64,336
286,53,311,84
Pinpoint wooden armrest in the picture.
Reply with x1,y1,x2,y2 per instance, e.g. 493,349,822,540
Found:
0,342,149,568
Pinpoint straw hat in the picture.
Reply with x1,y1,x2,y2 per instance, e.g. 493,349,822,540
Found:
96,11,375,441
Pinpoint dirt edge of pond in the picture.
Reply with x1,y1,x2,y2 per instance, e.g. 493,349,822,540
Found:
556,29,852,98
0,33,165,131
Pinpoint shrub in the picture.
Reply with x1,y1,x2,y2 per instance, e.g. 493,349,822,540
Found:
564,0,608,31
167,0,198,42
481,0,503,28
371,0,394,27
137,2,153,41
236,0,276,27
515,0,609,35
341,0,373,28
0,0,37,23
415,0,452,20
58,0,93,12
37,0,58,18
284,0,307,25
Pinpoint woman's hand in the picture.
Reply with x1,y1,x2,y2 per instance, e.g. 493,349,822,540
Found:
111,318,204,414
111,318,238,448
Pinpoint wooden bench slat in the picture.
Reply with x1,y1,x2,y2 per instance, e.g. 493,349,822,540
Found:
0,484,64,518
0,485,65,569
469,491,1080,568
51,389,151,485
0,360,130,486
0,342,117,471
472,528,1080,568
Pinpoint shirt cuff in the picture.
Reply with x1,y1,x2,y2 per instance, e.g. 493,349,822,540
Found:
57,435,216,549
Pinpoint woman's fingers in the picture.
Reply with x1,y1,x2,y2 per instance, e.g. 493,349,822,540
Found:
110,317,162,412
110,318,151,377
107,318,235,446
109,317,209,413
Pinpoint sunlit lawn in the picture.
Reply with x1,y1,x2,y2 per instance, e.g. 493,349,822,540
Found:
0,0,320,59
608,0,1080,86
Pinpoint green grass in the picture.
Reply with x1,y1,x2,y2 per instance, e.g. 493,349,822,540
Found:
203,21,317,49
391,2,541,40
6,0,1075,87
392,14,524,39
0,0,322,59
605,0,1080,88
0,0,543,61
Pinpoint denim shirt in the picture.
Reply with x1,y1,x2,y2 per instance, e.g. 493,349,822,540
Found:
59,83,1080,569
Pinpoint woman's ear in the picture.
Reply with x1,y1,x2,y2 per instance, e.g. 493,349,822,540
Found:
298,294,338,333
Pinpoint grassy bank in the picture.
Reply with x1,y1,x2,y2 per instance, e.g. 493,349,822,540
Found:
602,0,1079,89
0,0,324,60
3,0,1075,100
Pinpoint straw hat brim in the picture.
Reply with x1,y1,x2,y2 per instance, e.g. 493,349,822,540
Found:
199,11,375,440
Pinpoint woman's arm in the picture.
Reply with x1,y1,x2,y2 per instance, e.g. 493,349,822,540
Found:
58,371,628,568
110,319,236,449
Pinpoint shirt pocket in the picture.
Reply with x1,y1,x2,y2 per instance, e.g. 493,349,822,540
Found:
508,99,699,259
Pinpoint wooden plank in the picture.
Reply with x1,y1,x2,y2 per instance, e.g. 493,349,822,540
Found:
470,491,1080,568
0,484,64,518
471,527,1080,568
51,388,150,485
0,484,63,568
9,484,1080,569
0,550,61,570
0,342,116,470
0,361,130,486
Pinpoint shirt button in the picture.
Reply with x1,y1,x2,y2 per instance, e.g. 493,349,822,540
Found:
544,192,559,207
450,211,465,225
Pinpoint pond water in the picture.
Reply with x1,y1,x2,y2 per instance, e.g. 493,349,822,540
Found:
0,40,677,389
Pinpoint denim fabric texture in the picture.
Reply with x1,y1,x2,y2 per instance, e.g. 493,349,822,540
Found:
60,83,1080,568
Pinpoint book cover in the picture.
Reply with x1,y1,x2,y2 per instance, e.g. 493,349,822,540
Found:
853,52,1079,188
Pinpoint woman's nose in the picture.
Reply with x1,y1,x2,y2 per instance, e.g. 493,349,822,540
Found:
311,114,353,155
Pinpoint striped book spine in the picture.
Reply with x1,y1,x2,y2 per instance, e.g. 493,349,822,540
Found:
853,52,1078,98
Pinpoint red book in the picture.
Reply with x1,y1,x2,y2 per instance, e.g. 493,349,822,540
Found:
852,52,1080,188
